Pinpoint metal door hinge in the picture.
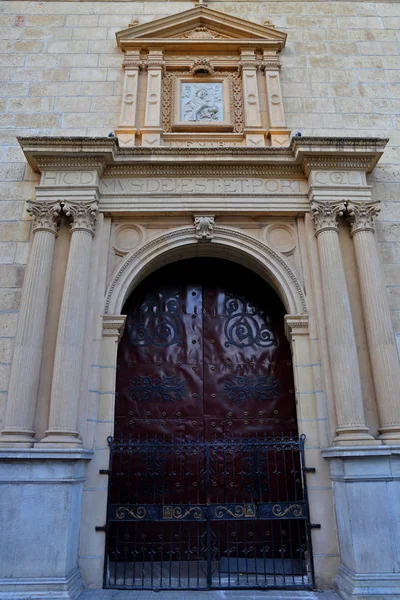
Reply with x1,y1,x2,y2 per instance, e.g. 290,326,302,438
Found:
304,467,316,473
310,523,321,529
99,469,111,475
95,525,107,532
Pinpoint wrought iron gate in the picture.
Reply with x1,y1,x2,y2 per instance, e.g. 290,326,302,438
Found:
103,434,315,590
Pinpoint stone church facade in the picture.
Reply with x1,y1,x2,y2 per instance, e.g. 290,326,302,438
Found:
0,1,399,599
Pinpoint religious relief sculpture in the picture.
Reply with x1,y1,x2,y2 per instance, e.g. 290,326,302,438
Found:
181,83,223,123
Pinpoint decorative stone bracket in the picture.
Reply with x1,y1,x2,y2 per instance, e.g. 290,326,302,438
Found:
194,215,215,241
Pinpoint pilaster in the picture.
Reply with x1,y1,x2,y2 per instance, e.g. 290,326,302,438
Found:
114,49,142,148
240,49,265,147
141,48,164,147
262,53,290,147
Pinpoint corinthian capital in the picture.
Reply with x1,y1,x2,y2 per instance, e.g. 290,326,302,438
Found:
26,200,62,236
311,200,346,235
63,200,99,236
347,201,380,236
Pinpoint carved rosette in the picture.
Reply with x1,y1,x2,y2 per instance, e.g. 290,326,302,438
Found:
347,201,380,236
311,200,346,235
63,200,99,236
194,215,215,241
26,200,62,236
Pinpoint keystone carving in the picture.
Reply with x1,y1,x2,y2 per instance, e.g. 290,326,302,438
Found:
311,200,346,235
194,215,215,241
63,200,99,236
347,201,380,236
189,57,215,76
27,200,62,236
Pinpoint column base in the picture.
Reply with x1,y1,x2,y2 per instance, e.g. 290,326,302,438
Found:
0,428,35,447
114,127,137,148
37,430,82,447
268,127,291,147
335,564,400,599
0,567,83,600
378,425,400,445
333,427,381,446
244,128,266,147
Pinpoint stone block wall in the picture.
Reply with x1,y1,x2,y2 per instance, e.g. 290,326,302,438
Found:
0,0,399,429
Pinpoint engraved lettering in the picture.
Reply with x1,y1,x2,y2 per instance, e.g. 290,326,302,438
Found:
265,180,279,193
194,179,207,193
146,179,160,193
161,179,174,193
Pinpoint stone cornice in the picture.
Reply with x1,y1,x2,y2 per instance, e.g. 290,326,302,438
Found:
18,136,388,175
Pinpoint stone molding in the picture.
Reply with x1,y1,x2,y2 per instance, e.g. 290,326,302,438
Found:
19,137,388,175
26,199,62,236
105,225,307,317
347,200,380,236
194,215,215,241
102,315,127,339
284,314,309,340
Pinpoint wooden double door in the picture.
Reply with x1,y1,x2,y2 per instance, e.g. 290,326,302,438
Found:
115,258,297,441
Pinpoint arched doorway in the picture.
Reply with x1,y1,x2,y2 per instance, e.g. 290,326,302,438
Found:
104,258,314,591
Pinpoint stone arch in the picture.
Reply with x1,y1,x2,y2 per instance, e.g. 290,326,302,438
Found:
105,225,307,316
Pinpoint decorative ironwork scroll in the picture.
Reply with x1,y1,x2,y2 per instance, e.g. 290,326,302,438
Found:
127,288,183,347
163,505,205,520
223,295,277,348
224,375,280,403
211,503,256,519
129,375,185,403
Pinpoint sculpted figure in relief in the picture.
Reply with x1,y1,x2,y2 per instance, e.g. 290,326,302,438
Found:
181,83,223,122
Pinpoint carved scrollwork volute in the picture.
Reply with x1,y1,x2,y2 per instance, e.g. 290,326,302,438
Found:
63,200,99,236
311,200,346,236
347,200,380,237
194,215,215,242
26,200,62,236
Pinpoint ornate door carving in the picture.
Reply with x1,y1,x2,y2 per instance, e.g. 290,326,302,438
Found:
115,258,297,440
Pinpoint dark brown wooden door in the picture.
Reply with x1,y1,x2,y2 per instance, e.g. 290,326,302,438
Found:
115,258,297,441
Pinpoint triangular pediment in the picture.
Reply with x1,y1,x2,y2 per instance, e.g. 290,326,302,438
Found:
116,6,286,50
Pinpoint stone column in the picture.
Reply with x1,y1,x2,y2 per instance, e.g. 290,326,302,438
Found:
141,48,164,147
240,49,265,147
348,200,400,444
114,50,142,148
0,201,61,447
262,53,291,147
39,200,98,447
311,200,377,445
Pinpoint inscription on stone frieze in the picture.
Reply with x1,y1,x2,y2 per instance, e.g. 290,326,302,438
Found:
99,178,308,195
41,171,96,186
311,171,364,186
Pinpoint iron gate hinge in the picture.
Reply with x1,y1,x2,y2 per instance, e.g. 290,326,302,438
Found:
99,469,111,475
304,467,316,473
95,525,107,532
310,523,321,529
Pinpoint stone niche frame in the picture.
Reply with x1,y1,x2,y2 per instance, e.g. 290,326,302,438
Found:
114,5,289,147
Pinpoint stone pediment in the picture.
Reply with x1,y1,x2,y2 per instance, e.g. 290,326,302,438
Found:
116,6,287,52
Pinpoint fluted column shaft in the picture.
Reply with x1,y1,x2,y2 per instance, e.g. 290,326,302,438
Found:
349,201,400,443
312,201,376,445
40,200,98,446
0,202,61,447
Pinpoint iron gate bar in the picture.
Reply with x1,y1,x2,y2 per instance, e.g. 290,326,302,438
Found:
104,434,316,591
